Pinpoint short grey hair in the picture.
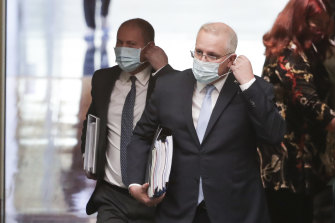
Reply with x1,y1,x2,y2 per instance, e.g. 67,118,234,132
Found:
199,22,238,53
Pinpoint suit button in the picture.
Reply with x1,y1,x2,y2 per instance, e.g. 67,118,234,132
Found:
250,100,256,107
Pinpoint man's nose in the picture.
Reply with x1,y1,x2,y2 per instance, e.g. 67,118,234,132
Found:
199,54,210,62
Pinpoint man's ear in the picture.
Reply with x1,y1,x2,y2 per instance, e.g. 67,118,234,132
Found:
227,54,237,67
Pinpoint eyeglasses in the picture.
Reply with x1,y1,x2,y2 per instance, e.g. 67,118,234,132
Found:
190,50,232,62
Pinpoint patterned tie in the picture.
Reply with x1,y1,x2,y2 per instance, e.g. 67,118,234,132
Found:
196,84,215,203
120,76,136,185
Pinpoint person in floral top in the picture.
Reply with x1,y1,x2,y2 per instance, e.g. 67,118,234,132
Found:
258,0,335,222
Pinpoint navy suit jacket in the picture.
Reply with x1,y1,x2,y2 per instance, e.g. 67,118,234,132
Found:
127,69,285,223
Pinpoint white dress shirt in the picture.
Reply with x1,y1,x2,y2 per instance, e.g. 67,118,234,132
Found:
104,65,153,188
193,74,255,203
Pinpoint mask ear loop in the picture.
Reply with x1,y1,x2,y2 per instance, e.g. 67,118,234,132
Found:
217,54,236,78
139,42,153,64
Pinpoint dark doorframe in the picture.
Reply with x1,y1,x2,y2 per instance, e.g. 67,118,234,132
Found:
0,0,6,222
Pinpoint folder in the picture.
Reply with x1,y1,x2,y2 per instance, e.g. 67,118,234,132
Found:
83,114,100,175
146,126,173,198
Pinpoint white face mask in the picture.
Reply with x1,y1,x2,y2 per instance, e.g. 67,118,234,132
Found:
114,47,143,72
192,55,233,84
114,44,149,72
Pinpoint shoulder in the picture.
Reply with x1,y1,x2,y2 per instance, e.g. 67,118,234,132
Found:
156,68,193,85
254,75,273,92
92,65,121,83
93,65,121,77
264,48,311,79
273,47,310,73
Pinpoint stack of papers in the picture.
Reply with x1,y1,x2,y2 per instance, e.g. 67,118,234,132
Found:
84,114,100,175
146,127,173,198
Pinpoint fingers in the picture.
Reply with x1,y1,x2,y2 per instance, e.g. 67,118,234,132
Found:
230,55,254,85
231,55,248,66
129,183,165,207
143,45,168,70
143,193,165,207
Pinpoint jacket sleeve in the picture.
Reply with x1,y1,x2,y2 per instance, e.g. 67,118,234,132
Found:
241,76,286,144
81,73,97,154
126,83,161,186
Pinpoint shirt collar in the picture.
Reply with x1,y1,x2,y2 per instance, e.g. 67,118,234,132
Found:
195,73,230,94
120,65,152,86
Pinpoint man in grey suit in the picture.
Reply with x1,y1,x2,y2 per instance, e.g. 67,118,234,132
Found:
81,18,172,222
127,22,285,223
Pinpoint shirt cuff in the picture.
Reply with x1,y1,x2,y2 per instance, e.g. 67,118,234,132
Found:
128,183,142,189
152,65,167,76
239,77,256,91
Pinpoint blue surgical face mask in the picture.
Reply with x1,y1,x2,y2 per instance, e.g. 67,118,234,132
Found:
114,45,147,72
192,55,233,84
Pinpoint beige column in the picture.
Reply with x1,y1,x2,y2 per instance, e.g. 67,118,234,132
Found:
0,0,5,221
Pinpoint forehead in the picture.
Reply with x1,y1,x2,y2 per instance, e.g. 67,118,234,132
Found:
195,30,228,54
117,24,145,42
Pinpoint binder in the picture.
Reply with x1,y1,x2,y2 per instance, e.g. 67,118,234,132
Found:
83,114,100,175
146,126,173,198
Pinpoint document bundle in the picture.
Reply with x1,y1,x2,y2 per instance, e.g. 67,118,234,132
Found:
83,114,100,175
146,127,173,198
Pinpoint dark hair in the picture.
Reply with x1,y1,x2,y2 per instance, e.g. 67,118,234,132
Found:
120,18,155,43
263,0,334,60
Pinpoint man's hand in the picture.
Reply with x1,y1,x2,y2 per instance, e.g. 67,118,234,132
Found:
129,183,165,207
142,42,168,71
230,55,254,85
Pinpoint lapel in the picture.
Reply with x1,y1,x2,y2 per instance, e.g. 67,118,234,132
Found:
202,73,239,143
102,66,122,114
182,70,200,145
146,69,156,103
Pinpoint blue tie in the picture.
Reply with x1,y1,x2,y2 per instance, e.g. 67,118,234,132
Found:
120,76,136,186
196,84,215,203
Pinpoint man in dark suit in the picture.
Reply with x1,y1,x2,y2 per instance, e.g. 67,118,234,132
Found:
127,22,286,223
81,18,172,223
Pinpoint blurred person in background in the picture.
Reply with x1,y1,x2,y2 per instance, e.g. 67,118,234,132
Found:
83,0,111,43
258,0,335,222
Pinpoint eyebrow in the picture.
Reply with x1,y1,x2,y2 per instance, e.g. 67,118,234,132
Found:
195,47,220,56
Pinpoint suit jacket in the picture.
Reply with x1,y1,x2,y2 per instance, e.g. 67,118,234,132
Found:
127,69,286,223
81,64,173,214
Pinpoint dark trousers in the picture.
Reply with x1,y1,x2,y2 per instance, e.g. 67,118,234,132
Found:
192,201,211,223
265,189,313,223
83,0,111,29
91,181,155,223
313,186,334,223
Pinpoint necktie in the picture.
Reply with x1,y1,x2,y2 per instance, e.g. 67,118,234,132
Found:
120,76,136,185
196,84,215,203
